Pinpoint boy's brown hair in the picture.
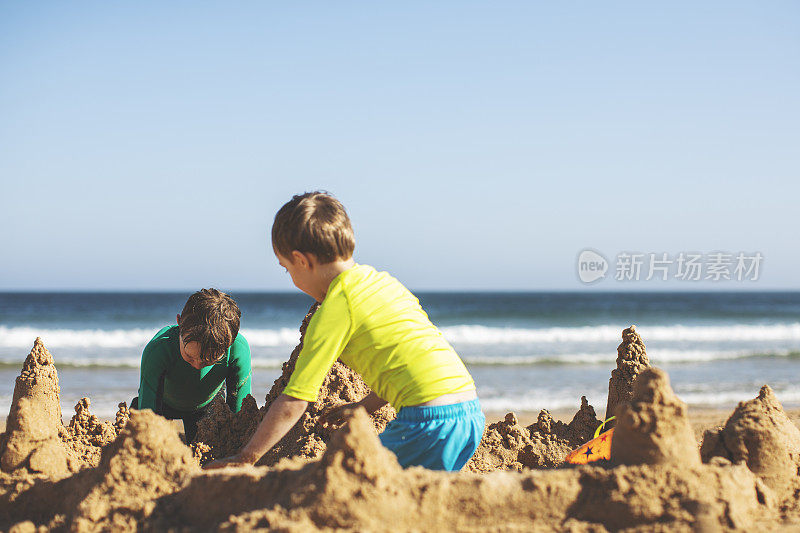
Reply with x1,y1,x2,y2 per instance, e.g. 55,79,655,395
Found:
178,288,241,365
272,191,355,264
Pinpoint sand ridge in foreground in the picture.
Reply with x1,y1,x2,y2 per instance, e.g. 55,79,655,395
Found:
0,320,799,531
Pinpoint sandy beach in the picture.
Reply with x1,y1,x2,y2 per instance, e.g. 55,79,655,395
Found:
2,316,800,531
8,407,799,449
3,1,797,529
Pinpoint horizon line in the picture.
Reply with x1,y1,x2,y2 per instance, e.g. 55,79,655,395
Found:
1,287,799,295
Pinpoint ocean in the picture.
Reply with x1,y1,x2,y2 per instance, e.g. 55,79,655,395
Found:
1,291,799,419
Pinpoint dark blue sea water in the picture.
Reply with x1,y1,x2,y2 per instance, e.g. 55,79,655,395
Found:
1,291,799,418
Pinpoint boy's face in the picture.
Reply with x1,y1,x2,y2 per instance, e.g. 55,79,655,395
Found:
178,336,225,369
179,337,207,369
176,314,223,369
275,249,317,298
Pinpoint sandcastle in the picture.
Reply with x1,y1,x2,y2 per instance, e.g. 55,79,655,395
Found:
606,324,650,420
60,397,130,471
0,339,132,480
611,367,700,467
0,338,68,476
466,397,602,472
467,326,651,473
701,384,800,515
3,409,198,530
1,322,798,531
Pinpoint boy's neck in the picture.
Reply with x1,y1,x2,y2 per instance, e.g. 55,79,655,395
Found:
312,257,356,302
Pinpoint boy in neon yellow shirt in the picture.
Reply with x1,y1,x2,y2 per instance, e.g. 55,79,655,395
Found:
208,191,484,471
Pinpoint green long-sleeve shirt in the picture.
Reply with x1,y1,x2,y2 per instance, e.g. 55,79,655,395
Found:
138,325,252,413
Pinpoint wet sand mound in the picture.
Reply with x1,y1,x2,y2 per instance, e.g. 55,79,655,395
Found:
572,462,767,531
156,407,585,531
611,367,700,467
467,396,601,472
70,410,198,531
154,406,770,532
60,398,130,471
578,365,772,530
606,324,650,421
465,412,532,472
701,385,800,515
467,326,645,475
3,392,773,532
193,304,396,465
0,338,131,478
4,410,198,531
1,338,68,477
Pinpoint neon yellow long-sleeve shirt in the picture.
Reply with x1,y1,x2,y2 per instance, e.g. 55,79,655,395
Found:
283,264,475,409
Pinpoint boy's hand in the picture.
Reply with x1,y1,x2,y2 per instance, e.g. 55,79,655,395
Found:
321,402,359,427
203,454,251,470
321,392,388,427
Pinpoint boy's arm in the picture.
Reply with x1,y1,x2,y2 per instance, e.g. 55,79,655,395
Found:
321,390,388,427
359,391,389,413
206,393,308,468
206,287,354,468
138,339,170,411
225,335,252,412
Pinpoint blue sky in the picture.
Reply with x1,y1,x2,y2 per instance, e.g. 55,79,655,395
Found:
1,2,798,291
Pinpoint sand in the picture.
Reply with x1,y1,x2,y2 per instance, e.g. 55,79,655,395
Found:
0,339,131,480
611,367,700,467
59,398,130,471
466,397,601,472
701,384,800,517
1,324,799,531
1,338,68,477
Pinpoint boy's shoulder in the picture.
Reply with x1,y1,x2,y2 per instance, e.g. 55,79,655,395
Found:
337,263,391,289
143,325,179,356
231,331,249,350
340,263,409,293
335,263,419,312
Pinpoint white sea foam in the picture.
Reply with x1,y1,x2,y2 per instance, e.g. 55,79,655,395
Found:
440,323,800,344
462,348,798,366
477,385,800,413
0,327,156,349
0,355,287,370
0,326,301,349
2,323,800,351
0,348,791,371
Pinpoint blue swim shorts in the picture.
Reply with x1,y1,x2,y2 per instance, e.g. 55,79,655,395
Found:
379,398,485,471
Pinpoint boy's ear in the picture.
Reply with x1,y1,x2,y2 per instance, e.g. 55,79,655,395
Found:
176,314,181,325
291,250,316,269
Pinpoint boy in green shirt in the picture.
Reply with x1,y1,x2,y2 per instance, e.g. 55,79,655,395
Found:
131,288,252,443
208,192,484,471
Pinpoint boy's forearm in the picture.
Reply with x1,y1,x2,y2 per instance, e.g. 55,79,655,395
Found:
137,375,159,411
236,394,308,464
227,373,252,412
358,391,388,414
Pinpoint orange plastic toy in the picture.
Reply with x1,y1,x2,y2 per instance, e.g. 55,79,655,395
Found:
564,417,614,465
